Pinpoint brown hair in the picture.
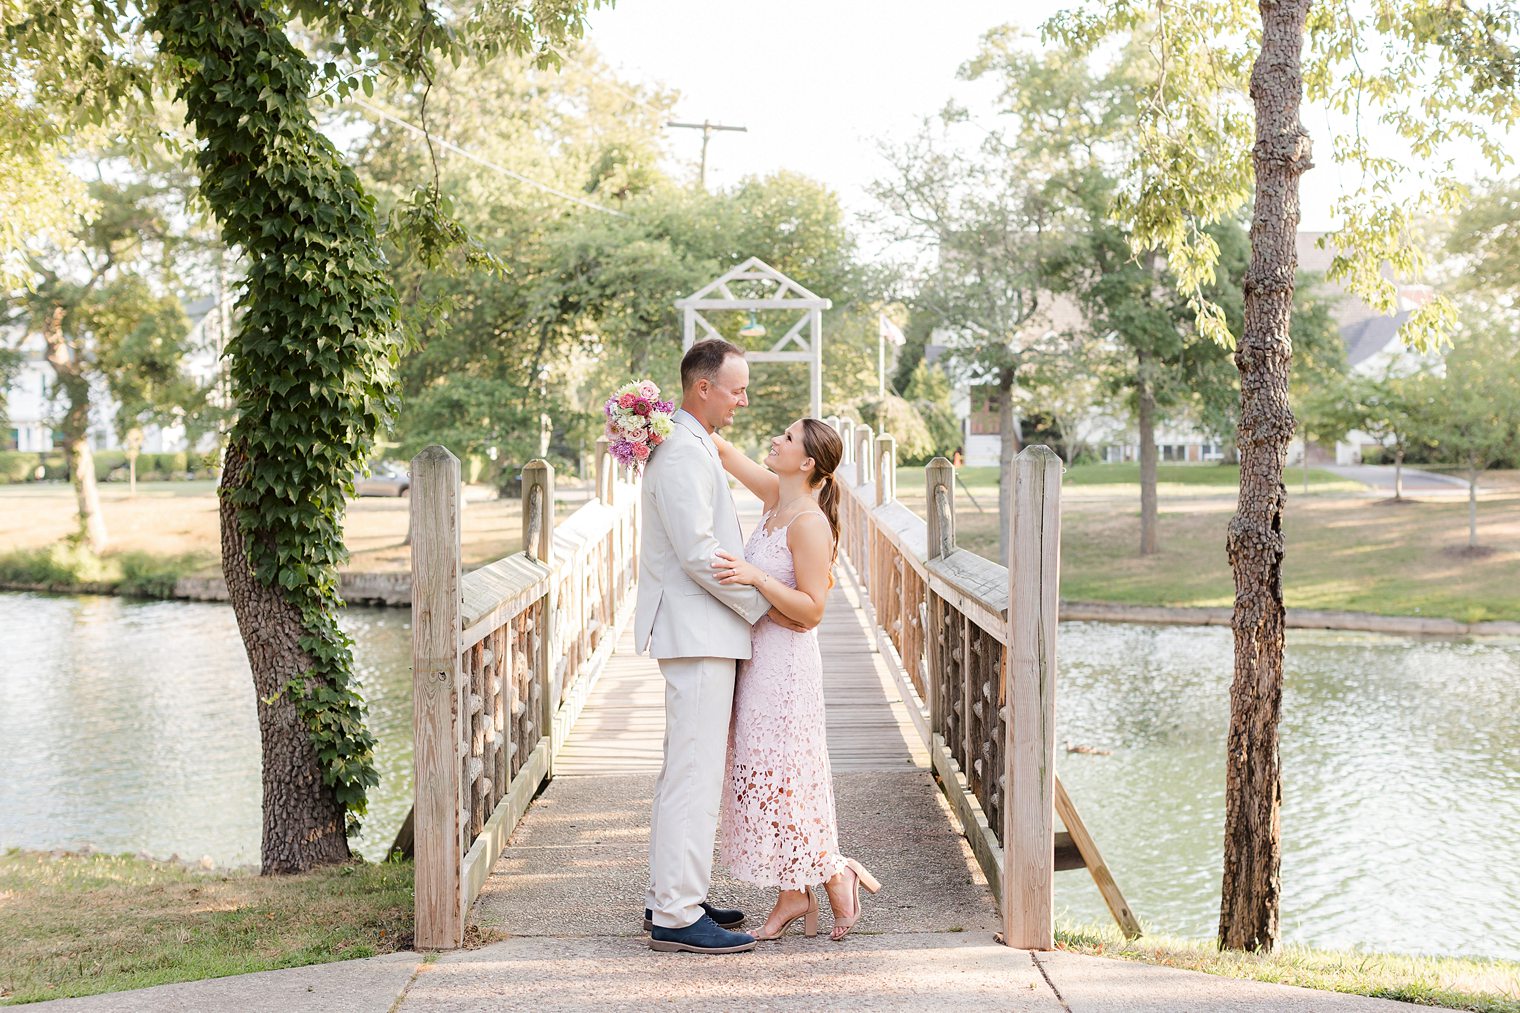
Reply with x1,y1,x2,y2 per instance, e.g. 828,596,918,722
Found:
680,338,745,391
800,418,844,570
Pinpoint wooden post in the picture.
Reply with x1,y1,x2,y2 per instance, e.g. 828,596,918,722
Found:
522,460,557,772
411,445,465,949
875,433,896,506
926,457,955,560
1003,444,1062,950
595,436,612,505
855,425,875,501
523,460,555,563
839,417,856,465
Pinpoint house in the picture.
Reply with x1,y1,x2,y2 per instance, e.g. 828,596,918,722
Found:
3,291,233,457
927,232,1436,467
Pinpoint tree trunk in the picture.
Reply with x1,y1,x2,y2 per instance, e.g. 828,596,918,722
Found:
1220,0,1314,954
1467,464,1479,548
1137,349,1159,556
42,306,107,553
220,440,352,873
1393,448,1404,501
996,366,1019,566
1300,438,1310,494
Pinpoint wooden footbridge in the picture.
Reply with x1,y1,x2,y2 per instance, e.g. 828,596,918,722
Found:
404,419,1140,954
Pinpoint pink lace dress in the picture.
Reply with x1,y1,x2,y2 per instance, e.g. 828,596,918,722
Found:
718,511,848,890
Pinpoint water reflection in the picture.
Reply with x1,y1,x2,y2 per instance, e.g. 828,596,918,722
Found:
0,592,412,866
2,593,1517,959
1055,622,1520,959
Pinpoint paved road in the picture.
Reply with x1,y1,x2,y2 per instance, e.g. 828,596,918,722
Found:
1322,462,1469,492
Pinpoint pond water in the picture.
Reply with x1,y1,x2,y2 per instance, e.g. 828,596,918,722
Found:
2,592,1516,960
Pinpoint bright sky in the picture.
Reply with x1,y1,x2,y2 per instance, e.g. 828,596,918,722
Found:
586,0,1513,240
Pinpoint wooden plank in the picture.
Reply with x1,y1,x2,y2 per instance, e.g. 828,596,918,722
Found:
870,500,929,577
411,445,465,950
1003,445,1062,951
1056,775,1142,938
460,555,550,638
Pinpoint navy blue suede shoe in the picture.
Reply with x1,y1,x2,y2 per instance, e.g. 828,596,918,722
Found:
643,902,744,932
648,913,757,954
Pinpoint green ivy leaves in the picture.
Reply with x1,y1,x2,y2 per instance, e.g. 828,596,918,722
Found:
148,0,399,836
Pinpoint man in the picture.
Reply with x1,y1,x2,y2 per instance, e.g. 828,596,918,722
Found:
635,338,799,954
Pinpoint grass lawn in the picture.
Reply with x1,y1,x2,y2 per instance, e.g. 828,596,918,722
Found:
0,850,413,1005
1057,923,1520,1013
0,479,583,579
893,463,1520,623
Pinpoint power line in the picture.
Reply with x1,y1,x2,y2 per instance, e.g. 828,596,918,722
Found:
550,47,669,118
349,97,626,218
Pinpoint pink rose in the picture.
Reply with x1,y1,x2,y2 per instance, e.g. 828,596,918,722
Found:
625,427,649,444
633,441,651,462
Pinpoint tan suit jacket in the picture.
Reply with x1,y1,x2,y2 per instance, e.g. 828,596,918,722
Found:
634,409,769,659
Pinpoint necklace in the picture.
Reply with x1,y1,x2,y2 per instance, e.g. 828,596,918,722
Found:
768,492,813,531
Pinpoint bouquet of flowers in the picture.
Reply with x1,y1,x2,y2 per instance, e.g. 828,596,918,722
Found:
603,379,676,471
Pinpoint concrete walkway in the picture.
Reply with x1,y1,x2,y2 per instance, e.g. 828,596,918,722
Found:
28,942,1436,1012
20,494,1438,1011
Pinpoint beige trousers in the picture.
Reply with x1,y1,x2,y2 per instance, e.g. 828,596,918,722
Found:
645,655,737,929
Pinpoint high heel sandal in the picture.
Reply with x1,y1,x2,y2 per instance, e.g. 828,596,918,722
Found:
752,890,819,940
829,858,881,942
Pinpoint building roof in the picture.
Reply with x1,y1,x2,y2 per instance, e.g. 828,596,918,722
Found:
1340,310,1414,368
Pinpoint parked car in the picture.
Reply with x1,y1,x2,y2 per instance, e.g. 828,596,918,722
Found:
354,461,410,497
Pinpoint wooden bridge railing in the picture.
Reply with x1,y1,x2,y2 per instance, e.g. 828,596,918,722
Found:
410,437,639,949
827,417,1141,949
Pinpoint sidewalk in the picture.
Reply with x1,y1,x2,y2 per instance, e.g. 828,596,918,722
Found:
26,940,1433,1012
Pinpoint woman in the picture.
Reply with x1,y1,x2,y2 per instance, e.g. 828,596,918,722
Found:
709,418,881,942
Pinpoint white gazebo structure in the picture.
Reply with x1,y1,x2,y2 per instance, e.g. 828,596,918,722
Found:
676,257,832,417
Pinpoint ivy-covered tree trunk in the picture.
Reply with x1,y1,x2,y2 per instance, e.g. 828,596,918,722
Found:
150,0,395,873
220,442,350,868
1136,348,1159,556
42,306,108,552
1220,0,1314,953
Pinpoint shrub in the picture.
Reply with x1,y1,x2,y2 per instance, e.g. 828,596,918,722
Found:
40,452,67,480
857,395,938,465
139,451,190,476
116,551,200,599
93,450,128,481
0,543,112,587
0,451,38,484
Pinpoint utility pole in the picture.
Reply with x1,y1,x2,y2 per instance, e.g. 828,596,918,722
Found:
666,120,747,190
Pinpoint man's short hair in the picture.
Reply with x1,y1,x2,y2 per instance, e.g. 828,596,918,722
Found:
680,338,745,391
